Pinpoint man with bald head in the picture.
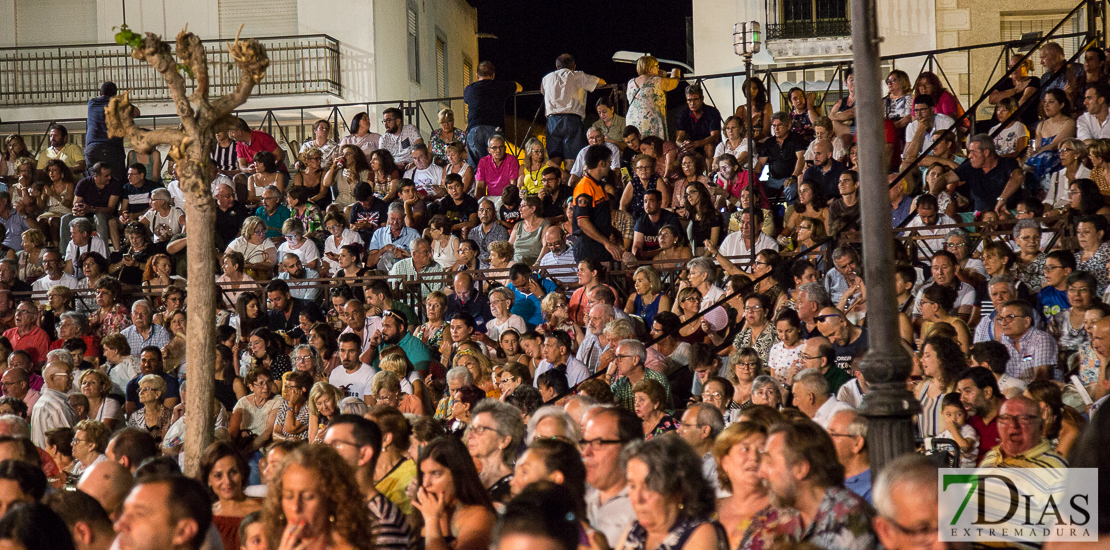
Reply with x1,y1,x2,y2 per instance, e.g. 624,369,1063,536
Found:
828,409,872,504
30,361,76,447
802,140,846,199
445,271,491,329
980,395,1067,468
77,459,134,521
872,455,945,550
1,367,37,410
816,307,868,374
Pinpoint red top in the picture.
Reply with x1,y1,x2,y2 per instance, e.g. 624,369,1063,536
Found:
4,326,50,366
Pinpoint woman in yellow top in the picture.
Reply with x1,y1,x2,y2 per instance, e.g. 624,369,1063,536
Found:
918,283,971,353
517,138,550,196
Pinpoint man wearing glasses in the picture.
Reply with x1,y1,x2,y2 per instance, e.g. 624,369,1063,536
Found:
979,395,1067,468
872,455,943,550
581,406,641,548
754,112,806,200
253,185,290,242
4,302,50,367
214,182,250,250
475,135,519,202
378,107,423,170
30,361,77,448
997,300,1057,381
903,94,955,159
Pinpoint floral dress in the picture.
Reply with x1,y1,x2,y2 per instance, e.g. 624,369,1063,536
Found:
1076,242,1110,290
16,249,44,284
734,325,779,364
626,76,668,139
884,94,913,121
1027,135,1062,182
94,305,133,337
414,322,445,361
428,128,467,164
290,204,324,235
621,516,714,550
627,175,654,216
646,414,680,440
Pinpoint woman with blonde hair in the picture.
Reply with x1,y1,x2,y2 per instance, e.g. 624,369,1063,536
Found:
79,369,121,431
455,345,498,398
225,216,278,279
216,250,256,310
430,108,467,165
261,444,373,550
712,422,787,549
626,54,681,139
1087,138,1110,196
442,140,474,193
625,265,670,330
307,381,343,443
15,228,46,284
414,291,448,357
538,291,578,340
293,145,332,207
517,138,549,195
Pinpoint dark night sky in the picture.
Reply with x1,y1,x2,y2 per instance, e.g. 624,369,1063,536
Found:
467,0,694,129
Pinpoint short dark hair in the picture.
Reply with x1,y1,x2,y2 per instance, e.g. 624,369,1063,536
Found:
545,329,572,354
0,460,46,500
338,332,362,348
328,414,383,469
956,366,1002,400
109,428,159,469
476,61,495,77
969,341,1009,375
583,144,612,170
916,193,939,210
536,369,569,396
383,107,403,119
623,125,641,139
914,94,936,108
43,489,114,534
1088,81,1110,102
768,420,844,487
265,279,291,296
1046,250,1077,271
594,406,644,443
494,482,579,550
138,475,213,550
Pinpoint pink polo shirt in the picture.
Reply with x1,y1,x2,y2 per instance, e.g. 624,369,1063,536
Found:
476,154,520,197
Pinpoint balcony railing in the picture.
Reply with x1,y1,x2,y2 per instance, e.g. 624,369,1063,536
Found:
0,34,341,107
766,18,852,40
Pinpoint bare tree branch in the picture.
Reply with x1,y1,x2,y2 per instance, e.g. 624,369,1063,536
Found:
176,28,210,106
209,25,270,115
129,32,196,124
105,91,186,155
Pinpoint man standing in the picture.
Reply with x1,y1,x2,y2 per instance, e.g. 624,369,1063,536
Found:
980,396,1068,468
4,302,50,367
37,124,86,173
631,190,680,260
572,145,623,262
323,415,411,550
791,368,853,429
957,367,1005,464
675,85,722,161
755,113,806,200
801,141,846,200
114,475,213,550
120,301,171,359
872,455,945,550
542,54,605,168
84,82,126,183
1078,82,1110,139
62,162,121,254
330,333,378,403
463,61,521,168
997,299,1057,381
568,127,620,189
942,134,1025,214
475,136,519,202
533,330,590,387
379,108,423,170
582,406,642,548
758,420,878,549
403,144,444,197
468,200,509,262
828,409,872,504
388,238,444,299
31,362,76,448
677,402,725,492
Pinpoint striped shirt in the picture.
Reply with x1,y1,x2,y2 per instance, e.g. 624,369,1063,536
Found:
368,493,411,550
211,142,237,172
979,438,1068,469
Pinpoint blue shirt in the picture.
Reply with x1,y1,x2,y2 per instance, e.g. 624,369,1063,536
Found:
507,278,557,329
367,225,419,252
254,205,291,239
1037,285,1070,319
844,468,872,504
892,195,914,226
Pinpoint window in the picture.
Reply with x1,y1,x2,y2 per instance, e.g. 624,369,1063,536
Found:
462,58,473,119
1001,11,1083,75
220,0,297,39
436,36,447,98
407,3,420,84
768,0,851,39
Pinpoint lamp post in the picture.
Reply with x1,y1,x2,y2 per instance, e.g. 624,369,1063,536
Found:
734,22,760,264
849,0,920,472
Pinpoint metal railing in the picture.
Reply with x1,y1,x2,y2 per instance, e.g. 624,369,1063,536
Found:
0,34,341,107
766,19,851,40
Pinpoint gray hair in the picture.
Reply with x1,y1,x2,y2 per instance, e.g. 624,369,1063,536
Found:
338,396,369,415
1013,218,1042,239
987,274,1016,291
131,299,154,316
586,126,603,138
0,415,30,437
797,282,831,308
387,201,406,217
873,454,938,517
945,228,970,243
794,367,830,396
525,405,582,445
968,134,996,155
618,338,647,364
690,402,725,438
488,134,506,147
289,344,323,376
46,349,74,370
68,217,94,234
410,237,431,252
686,256,716,276
151,188,172,202
771,111,791,125
60,311,88,333
489,286,515,305
751,375,781,402
446,366,474,385
830,245,859,262
472,398,526,465
602,319,635,341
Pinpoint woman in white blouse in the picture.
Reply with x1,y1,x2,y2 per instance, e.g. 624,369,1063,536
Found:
276,219,320,271
321,212,362,276
427,215,458,269
79,370,122,431
224,216,277,280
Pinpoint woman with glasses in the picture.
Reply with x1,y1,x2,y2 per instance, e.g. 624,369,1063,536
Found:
128,374,173,443
427,215,459,270
271,370,312,442
225,216,277,280
496,362,530,402
671,153,710,216
732,295,778,363
466,399,524,505
275,218,319,272
293,145,331,209
69,419,109,476
448,384,486,438
324,144,371,208
622,154,666,215
674,286,707,344
1046,138,1090,210
248,328,291,384
488,287,527,342
633,378,678,440
229,367,279,484
452,239,482,273
714,116,752,168
726,348,763,410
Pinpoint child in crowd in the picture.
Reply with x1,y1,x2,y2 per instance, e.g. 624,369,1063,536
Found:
938,392,980,468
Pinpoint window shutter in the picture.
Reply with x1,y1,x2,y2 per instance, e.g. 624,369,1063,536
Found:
436,38,447,98
407,6,420,83
220,0,298,38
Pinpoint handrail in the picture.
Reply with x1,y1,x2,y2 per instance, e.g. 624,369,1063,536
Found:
0,33,341,52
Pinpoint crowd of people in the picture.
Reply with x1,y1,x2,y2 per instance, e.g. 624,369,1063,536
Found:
0,43,1108,550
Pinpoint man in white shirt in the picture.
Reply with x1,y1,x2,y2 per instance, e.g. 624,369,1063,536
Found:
30,361,76,447
340,300,383,356
32,250,79,301
568,127,620,188
535,330,589,386
903,194,956,258
904,94,955,158
715,208,778,267
792,367,853,429
329,333,378,404
378,108,423,169
403,143,444,198
1077,82,1110,140
541,54,604,167
64,217,108,277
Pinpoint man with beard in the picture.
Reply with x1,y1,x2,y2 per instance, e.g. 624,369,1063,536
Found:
329,332,377,403
758,420,878,549
468,200,508,262
37,124,86,172
535,226,577,285
276,253,321,303
631,190,680,260
368,308,432,373
538,167,571,222
956,367,1005,464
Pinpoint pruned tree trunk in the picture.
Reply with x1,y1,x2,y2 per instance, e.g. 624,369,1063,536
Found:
105,26,269,477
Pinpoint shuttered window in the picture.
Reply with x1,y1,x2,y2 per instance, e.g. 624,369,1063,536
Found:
436,37,447,98
15,0,97,46
462,58,473,118
407,3,420,83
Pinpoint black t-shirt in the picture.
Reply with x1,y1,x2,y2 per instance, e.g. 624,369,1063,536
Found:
464,80,518,129
759,134,807,179
689,213,725,249
571,176,613,262
118,241,167,286
955,157,1021,212
676,105,723,142
633,210,681,252
541,185,573,219
74,176,122,209
802,160,846,200
349,198,389,243
832,327,869,372
435,194,479,228
215,201,251,250
989,76,1041,128
499,203,521,227
121,179,164,214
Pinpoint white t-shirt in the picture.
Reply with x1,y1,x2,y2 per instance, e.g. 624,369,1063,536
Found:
904,114,956,156
937,423,980,468
329,363,380,400
32,272,79,300
277,239,321,267
569,142,620,176
141,206,186,242
714,138,751,161
167,176,229,211
233,395,280,435
379,125,422,166
65,235,108,268
405,164,445,196
487,315,527,341
322,229,363,276
541,69,601,117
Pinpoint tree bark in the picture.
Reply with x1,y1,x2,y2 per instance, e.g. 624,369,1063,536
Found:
106,26,268,477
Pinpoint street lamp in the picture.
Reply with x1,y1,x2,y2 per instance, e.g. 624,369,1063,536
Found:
733,21,760,264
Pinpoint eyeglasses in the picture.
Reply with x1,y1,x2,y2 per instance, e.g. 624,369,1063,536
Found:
797,353,819,362
997,414,1039,426
614,354,636,361
71,437,88,445
469,425,502,437
579,438,623,451
881,516,938,539
997,314,1028,324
